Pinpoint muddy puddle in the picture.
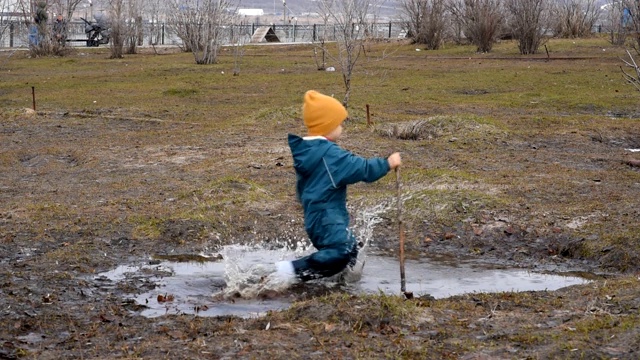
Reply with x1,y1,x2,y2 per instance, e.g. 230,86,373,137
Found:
94,245,590,318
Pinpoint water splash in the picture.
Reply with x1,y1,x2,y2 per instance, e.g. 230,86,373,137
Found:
350,201,390,249
329,201,392,283
218,245,302,298
218,201,394,297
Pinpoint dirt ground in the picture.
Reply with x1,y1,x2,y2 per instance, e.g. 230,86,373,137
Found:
1,107,639,359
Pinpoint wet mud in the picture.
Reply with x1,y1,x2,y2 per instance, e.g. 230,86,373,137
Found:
1,111,639,359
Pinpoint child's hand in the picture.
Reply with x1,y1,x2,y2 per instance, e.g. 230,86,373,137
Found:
387,152,402,170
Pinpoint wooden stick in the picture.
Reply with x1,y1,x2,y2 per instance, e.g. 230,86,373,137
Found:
395,167,406,294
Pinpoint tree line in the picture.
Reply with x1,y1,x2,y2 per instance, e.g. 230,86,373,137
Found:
5,0,636,59
403,0,640,54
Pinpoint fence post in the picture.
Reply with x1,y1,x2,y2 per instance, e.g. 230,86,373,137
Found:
313,24,316,41
10,22,14,47
388,22,392,39
161,23,165,45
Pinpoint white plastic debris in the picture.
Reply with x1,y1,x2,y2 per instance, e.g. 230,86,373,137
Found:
325,67,335,72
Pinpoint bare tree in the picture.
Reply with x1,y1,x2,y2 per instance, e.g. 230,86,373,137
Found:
231,30,245,76
0,0,12,44
621,0,640,49
401,0,448,50
107,0,126,58
448,0,505,53
17,0,71,56
316,0,382,106
145,0,164,45
49,0,85,21
603,1,629,46
125,0,143,54
104,0,143,58
621,49,640,92
313,4,333,70
505,0,549,55
551,0,600,38
10,0,77,56
167,0,236,65
20,0,85,54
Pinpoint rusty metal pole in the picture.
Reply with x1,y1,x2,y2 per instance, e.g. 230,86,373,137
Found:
366,104,371,127
396,167,406,294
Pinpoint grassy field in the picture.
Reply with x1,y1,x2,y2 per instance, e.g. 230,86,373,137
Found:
1,37,639,358
3,37,637,116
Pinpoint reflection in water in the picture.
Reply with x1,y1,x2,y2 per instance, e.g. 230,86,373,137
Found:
355,254,589,297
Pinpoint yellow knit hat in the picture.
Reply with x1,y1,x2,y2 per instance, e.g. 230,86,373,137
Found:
302,90,348,136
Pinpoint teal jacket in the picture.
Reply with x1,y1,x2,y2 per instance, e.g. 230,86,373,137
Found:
288,134,390,248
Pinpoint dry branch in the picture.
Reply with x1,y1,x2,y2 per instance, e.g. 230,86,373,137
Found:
620,49,640,92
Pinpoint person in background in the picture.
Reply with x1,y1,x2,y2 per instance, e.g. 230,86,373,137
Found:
52,14,67,46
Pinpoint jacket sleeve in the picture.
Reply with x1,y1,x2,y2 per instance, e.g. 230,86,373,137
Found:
324,145,391,187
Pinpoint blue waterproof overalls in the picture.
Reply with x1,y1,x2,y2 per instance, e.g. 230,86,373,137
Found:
288,134,390,281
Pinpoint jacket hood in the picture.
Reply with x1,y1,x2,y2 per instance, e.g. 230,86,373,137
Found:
288,134,332,176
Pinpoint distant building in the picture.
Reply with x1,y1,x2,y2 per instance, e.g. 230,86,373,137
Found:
238,9,264,16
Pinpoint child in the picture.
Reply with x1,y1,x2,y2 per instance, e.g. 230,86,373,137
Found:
276,90,401,282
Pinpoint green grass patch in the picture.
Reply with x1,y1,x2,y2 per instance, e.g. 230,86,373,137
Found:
163,88,200,97
173,176,277,225
129,215,164,239
196,176,273,204
403,187,505,227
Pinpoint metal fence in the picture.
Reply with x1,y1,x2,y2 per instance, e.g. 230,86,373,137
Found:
0,21,408,49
